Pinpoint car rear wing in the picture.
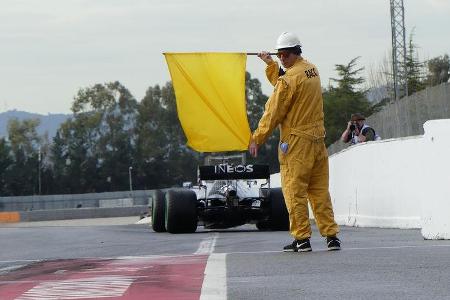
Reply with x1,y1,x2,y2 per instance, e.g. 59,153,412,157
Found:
198,164,270,180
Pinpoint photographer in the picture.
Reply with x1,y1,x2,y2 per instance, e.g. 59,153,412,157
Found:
341,113,379,145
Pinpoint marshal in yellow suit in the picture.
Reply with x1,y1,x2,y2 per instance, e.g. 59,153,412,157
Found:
252,57,339,241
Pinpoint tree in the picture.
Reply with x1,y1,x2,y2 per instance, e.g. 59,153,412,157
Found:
50,130,72,194
134,85,167,189
0,138,12,195
51,81,139,193
427,54,450,86
330,57,365,93
405,31,426,95
5,118,42,195
134,83,199,189
323,57,373,146
51,109,106,194
158,82,201,186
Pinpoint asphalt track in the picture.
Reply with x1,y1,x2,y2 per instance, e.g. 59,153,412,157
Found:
1,217,450,299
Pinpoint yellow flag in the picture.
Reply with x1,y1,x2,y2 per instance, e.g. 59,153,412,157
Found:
164,53,251,152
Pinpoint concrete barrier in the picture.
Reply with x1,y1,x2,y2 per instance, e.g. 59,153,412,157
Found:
0,190,153,212
18,206,149,222
420,120,450,239
0,190,155,223
329,135,423,229
99,198,134,208
0,206,149,223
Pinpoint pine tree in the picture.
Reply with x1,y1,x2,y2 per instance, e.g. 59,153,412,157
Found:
405,31,426,95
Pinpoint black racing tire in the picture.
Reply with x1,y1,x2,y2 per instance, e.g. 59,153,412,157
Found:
268,187,289,231
165,189,198,234
151,190,166,232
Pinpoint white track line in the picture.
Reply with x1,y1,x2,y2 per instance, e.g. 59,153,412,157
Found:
200,253,227,300
196,233,227,300
195,233,218,255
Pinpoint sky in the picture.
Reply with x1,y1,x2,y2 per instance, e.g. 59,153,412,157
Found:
1,0,449,114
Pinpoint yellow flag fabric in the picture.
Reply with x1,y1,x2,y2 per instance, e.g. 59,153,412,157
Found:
164,53,251,152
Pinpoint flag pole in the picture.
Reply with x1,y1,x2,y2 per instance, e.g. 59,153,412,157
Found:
246,52,277,55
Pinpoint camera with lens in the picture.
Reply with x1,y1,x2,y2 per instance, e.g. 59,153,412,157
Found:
349,124,356,131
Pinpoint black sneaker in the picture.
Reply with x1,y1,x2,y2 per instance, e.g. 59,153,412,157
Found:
283,238,312,252
327,236,341,251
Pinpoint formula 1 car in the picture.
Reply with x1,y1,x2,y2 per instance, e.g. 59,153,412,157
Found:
151,154,289,233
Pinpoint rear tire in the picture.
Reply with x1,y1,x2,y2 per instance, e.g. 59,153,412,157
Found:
151,190,166,232
165,189,198,234
268,188,289,231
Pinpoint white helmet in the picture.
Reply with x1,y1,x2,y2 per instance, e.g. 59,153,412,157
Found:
275,32,302,50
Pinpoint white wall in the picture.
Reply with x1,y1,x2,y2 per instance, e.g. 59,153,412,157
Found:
329,136,424,229
420,120,450,239
270,119,450,239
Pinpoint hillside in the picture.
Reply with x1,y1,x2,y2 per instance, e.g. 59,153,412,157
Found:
0,110,71,138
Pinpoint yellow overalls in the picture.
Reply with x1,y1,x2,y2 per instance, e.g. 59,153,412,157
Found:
252,58,339,240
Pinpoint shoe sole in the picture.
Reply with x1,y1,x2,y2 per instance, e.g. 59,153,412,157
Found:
328,247,341,251
298,248,312,252
282,248,312,252
283,248,312,252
